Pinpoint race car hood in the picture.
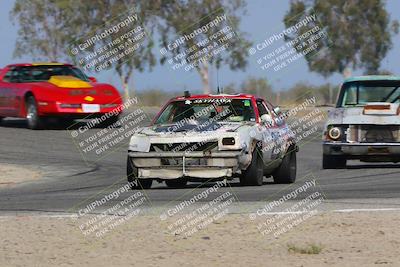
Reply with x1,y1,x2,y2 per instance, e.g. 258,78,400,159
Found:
129,122,257,152
326,102,400,126
48,75,92,88
145,121,244,134
29,79,121,104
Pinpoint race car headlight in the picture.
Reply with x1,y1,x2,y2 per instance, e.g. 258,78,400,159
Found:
328,127,341,140
129,135,150,152
219,136,241,150
222,137,235,146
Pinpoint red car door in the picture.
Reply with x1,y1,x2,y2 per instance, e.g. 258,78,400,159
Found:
0,68,20,117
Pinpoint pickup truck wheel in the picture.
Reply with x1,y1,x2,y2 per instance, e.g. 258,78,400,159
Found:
240,148,264,186
165,179,188,188
273,150,296,184
322,155,346,169
127,157,152,189
26,96,45,130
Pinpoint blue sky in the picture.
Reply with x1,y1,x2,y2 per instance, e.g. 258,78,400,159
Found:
1,0,399,93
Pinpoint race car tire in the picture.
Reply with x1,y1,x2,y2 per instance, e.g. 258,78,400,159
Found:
240,148,264,186
165,179,188,188
322,154,346,169
127,157,153,189
273,150,296,184
26,96,45,130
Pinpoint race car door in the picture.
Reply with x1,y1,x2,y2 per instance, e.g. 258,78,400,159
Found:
256,99,281,171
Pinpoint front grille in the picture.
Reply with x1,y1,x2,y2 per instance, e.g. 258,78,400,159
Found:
161,158,208,166
347,125,400,143
150,142,218,152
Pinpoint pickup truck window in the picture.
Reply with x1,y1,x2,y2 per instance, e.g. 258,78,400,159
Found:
340,81,400,107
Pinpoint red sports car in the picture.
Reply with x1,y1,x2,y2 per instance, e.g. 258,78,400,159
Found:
0,63,123,129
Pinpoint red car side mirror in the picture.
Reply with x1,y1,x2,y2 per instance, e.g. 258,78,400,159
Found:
88,77,97,83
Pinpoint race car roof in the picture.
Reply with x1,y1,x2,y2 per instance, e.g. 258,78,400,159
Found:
172,93,256,101
344,75,400,83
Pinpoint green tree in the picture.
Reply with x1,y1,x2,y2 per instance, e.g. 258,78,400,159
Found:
284,0,399,77
157,0,251,94
68,0,157,101
11,0,157,102
283,0,398,104
222,82,237,94
11,0,74,61
242,77,274,99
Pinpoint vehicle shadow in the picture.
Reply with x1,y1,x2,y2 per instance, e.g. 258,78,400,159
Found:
345,163,400,169
150,180,276,190
0,118,117,130
0,118,27,129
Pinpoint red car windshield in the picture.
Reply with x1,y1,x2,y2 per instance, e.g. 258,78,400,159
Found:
6,65,89,83
155,98,256,124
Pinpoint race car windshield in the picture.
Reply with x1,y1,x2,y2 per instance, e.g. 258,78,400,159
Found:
340,81,400,107
155,98,256,125
11,65,89,83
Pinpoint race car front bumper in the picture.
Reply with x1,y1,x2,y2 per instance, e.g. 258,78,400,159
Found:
37,101,122,117
128,150,247,179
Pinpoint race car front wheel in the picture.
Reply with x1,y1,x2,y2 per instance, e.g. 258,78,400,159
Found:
127,157,152,189
272,150,296,184
240,148,264,186
26,96,44,130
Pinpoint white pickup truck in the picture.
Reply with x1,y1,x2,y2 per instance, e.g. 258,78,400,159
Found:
323,76,400,168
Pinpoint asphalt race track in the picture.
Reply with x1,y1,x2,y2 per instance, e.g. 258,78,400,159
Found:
1,117,400,216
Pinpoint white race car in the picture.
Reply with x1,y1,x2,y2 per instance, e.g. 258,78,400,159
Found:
127,93,298,189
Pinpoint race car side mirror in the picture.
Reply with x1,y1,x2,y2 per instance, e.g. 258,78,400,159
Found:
260,114,274,126
273,106,282,114
88,77,97,83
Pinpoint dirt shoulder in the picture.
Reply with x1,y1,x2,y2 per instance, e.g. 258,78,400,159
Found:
0,211,399,267
0,163,41,187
